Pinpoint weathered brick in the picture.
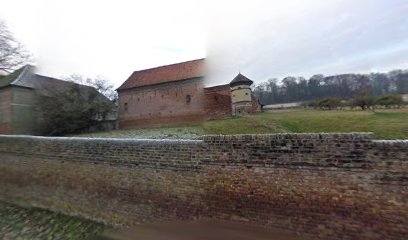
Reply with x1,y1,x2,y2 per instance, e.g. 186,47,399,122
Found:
0,133,406,240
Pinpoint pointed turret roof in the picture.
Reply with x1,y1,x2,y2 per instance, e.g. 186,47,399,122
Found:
229,73,253,87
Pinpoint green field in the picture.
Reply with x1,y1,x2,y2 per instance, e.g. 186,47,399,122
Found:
78,109,408,140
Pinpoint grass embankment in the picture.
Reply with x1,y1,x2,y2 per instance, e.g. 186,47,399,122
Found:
78,109,408,140
0,201,104,239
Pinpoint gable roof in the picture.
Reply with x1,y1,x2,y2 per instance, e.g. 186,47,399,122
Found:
0,66,27,88
229,73,253,87
117,58,205,91
0,65,108,100
0,65,49,90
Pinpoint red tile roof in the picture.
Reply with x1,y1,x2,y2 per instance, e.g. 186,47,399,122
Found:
117,58,205,91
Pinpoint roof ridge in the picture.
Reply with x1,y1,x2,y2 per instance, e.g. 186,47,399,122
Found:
10,65,32,85
34,74,96,89
132,58,205,73
118,58,205,91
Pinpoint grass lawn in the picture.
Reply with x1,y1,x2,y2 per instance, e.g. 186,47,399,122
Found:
77,108,408,140
0,201,104,239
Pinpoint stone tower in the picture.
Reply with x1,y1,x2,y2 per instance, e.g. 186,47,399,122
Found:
230,73,254,116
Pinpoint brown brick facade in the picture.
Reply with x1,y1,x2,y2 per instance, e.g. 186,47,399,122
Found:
118,78,206,128
0,86,37,134
118,59,261,128
0,134,407,240
118,79,260,128
252,94,262,112
0,87,12,134
204,84,232,120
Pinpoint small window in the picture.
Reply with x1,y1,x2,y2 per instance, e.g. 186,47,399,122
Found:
245,92,249,95
186,95,191,104
124,103,128,112
138,98,140,102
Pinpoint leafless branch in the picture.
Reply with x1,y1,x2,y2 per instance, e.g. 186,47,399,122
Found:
0,19,31,71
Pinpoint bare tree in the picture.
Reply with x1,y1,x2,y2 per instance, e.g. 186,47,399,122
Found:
64,74,118,101
0,19,30,72
38,76,117,136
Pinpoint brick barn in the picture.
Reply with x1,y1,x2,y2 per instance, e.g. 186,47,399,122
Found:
0,65,117,135
117,59,261,129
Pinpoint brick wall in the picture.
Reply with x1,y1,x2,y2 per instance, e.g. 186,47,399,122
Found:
251,94,261,112
10,87,37,134
0,133,407,239
118,78,206,128
204,84,232,120
0,86,41,135
0,87,13,134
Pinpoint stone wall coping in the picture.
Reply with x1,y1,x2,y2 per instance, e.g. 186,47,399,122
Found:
372,140,408,143
0,135,203,145
202,132,375,142
0,132,377,143
372,139,408,148
0,133,381,144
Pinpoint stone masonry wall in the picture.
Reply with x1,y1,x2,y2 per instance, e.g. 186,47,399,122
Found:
0,133,407,239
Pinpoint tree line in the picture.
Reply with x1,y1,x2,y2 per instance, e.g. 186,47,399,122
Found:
253,70,408,105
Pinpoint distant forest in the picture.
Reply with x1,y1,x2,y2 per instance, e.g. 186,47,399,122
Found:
253,69,408,105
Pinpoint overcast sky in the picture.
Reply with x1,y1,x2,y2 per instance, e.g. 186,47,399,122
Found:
1,0,407,87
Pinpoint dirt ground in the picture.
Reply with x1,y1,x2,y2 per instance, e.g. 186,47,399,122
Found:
96,221,304,240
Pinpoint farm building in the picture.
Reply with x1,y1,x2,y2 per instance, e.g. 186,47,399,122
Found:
0,65,116,135
117,59,261,128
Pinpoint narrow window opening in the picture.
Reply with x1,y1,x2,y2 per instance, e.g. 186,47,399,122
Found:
124,102,128,112
186,95,191,104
